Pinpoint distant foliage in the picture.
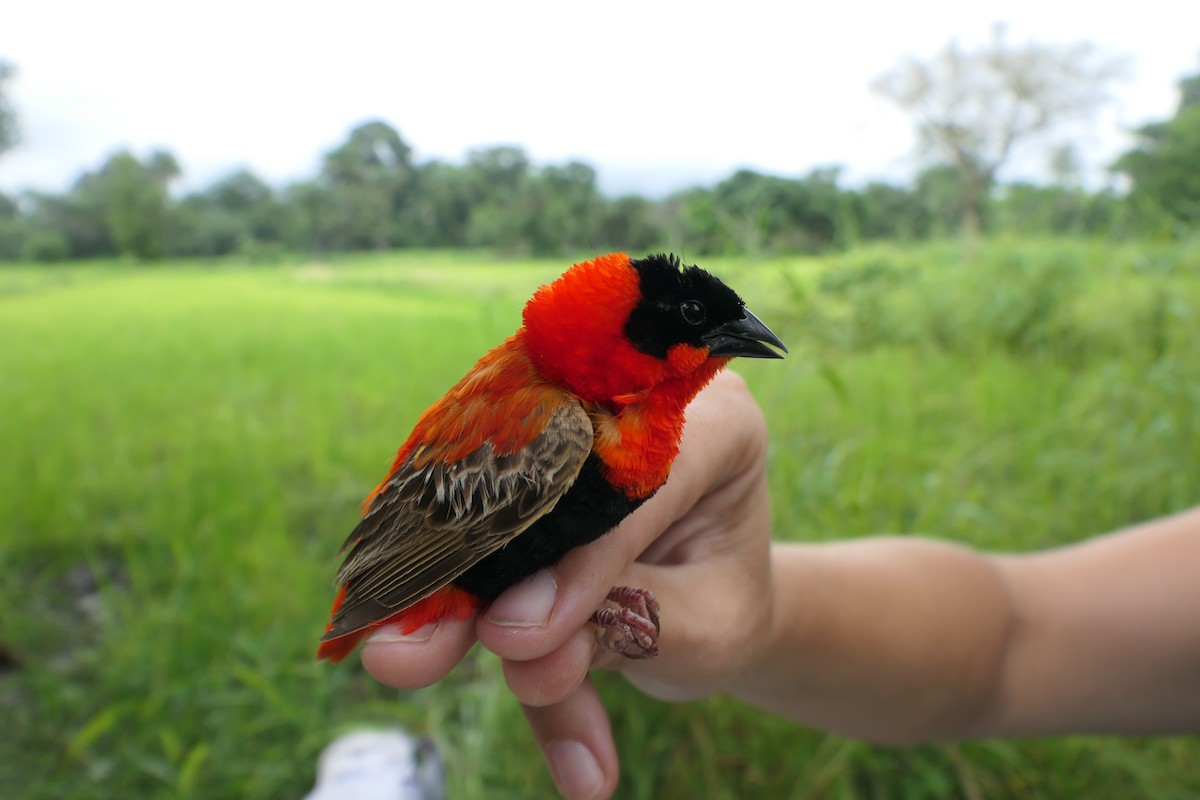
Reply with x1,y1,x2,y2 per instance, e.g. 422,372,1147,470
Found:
0,63,1196,264
19,229,69,263
0,59,17,157
872,25,1127,239
1114,74,1200,233
774,240,1198,367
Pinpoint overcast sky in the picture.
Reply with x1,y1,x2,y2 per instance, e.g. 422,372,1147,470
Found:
1,0,1197,197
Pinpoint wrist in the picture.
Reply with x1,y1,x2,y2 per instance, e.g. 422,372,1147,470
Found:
722,544,816,705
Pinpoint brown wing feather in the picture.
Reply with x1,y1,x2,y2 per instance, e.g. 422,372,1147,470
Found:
324,400,592,639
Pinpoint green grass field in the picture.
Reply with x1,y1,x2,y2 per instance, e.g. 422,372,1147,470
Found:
2,241,1198,798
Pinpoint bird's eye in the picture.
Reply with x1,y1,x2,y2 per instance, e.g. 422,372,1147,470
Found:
680,300,706,325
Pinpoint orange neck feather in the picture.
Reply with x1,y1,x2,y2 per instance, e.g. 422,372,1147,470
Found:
589,351,728,497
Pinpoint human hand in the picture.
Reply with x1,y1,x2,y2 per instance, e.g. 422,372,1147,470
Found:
360,370,776,799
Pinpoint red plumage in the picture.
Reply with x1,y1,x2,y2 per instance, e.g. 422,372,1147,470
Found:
318,252,784,662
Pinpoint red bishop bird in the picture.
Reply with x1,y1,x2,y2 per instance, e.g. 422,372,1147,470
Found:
318,252,786,663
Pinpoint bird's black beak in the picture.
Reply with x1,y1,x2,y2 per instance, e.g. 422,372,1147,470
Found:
702,307,787,359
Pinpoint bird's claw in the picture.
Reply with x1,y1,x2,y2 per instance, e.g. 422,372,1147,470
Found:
590,586,660,659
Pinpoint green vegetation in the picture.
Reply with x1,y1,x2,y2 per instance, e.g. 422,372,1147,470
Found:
1116,74,1200,236
0,59,16,158
3,59,1198,263
2,241,1198,798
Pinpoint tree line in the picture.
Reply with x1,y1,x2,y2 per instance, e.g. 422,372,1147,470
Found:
0,44,1196,263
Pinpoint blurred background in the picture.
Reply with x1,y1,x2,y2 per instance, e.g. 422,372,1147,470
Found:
1,1,1197,797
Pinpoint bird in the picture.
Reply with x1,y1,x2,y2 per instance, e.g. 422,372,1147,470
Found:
318,252,786,663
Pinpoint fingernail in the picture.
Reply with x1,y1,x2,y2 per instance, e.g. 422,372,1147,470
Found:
486,569,557,627
547,739,603,800
365,621,439,644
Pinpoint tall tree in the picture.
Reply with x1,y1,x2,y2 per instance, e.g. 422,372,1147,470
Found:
1113,70,1200,231
22,191,111,258
463,146,532,251
321,120,414,249
464,146,530,205
0,59,18,158
913,164,971,236
283,180,339,254
172,169,284,256
524,161,602,254
397,161,473,247
76,150,179,259
856,182,931,240
872,26,1124,239
659,169,854,256
596,195,662,252
1179,73,1200,112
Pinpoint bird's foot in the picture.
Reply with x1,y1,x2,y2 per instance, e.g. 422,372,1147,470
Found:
590,586,660,659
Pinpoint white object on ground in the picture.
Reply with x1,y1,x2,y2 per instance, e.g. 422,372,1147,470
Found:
305,729,444,800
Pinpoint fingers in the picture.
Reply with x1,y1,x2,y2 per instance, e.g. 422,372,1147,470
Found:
359,616,478,689
477,377,760,663
523,676,620,800
502,626,597,706
476,536,655,663
362,369,769,798
356,595,620,800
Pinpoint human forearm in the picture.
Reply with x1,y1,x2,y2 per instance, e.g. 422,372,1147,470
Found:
986,507,1200,736
729,538,1016,745
729,508,1200,744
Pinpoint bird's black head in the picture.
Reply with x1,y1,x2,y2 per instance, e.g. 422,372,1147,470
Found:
624,253,787,360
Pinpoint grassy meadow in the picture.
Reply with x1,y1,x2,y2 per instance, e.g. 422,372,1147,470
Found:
1,241,1198,798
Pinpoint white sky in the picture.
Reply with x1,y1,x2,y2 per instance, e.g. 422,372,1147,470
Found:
1,0,1197,197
